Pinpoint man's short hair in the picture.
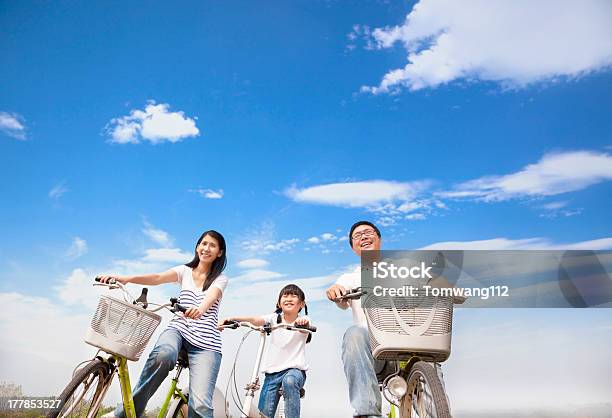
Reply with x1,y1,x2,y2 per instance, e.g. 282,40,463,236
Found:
348,220,381,248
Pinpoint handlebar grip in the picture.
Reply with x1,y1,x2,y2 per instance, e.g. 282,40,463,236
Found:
295,324,317,332
94,276,116,284
174,303,188,313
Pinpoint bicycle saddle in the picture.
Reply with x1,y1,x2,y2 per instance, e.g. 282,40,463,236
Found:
177,347,189,368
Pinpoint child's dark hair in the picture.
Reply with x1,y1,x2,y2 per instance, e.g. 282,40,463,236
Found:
274,284,308,316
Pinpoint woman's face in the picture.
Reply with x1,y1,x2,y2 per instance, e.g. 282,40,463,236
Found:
196,234,222,264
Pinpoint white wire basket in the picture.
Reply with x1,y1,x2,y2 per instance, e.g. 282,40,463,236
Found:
84,295,161,361
364,294,453,362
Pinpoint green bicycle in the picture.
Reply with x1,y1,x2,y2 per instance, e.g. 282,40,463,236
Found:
48,278,191,418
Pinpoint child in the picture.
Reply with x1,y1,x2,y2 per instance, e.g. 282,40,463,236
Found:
223,284,311,418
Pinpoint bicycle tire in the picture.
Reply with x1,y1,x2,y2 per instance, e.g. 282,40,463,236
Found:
399,361,451,418
166,394,188,418
48,358,110,418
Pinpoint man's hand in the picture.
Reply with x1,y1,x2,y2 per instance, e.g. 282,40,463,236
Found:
326,284,349,308
326,284,347,301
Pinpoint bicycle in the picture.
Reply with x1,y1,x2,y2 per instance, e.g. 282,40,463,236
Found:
218,319,317,418
335,287,458,418
48,277,192,418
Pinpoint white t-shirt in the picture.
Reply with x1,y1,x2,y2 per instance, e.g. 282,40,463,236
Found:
260,313,309,374
335,266,368,328
167,265,228,353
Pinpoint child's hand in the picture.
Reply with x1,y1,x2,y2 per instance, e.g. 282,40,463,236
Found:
295,317,310,326
218,318,232,331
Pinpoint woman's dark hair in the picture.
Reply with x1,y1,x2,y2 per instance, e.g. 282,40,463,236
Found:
348,220,381,248
185,230,227,291
274,284,308,316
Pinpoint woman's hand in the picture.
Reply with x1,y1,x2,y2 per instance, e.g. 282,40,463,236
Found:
184,306,205,320
295,317,310,326
96,275,129,285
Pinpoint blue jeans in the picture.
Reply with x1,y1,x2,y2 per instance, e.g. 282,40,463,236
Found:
258,368,306,418
342,326,449,418
115,328,221,418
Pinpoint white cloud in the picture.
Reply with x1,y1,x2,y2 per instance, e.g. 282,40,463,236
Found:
142,222,174,247
285,180,428,208
405,213,426,220
239,223,301,255
231,269,285,282
110,248,193,276
49,182,68,199
438,151,612,201
189,188,224,199
236,258,269,269
362,0,612,93
307,236,321,244
421,237,612,250
66,237,88,259
541,201,569,211
105,101,199,144
321,233,336,241
0,111,26,140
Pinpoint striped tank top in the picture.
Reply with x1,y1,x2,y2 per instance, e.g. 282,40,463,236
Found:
167,265,228,353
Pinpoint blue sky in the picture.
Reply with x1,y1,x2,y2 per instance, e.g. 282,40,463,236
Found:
1,1,612,415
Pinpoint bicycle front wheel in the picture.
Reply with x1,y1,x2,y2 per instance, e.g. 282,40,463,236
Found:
399,361,451,418
49,358,111,418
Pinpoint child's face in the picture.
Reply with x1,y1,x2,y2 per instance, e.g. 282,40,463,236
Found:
279,293,305,315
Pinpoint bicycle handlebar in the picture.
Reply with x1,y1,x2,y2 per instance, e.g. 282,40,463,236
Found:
334,287,367,301
220,320,317,333
94,276,187,313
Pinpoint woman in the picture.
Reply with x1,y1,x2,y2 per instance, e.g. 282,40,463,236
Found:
98,230,228,418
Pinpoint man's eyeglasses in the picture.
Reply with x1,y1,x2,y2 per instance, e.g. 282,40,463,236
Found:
352,229,377,242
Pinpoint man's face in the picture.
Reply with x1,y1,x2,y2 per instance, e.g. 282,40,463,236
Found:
351,224,381,257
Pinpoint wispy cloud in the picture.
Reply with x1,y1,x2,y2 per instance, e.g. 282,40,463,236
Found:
0,111,26,140
361,0,612,93
239,222,301,255
231,269,285,282
66,237,88,259
49,182,68,199
285,180,429,208
189,188,224,199
142,221,174,247
438,151,612,201
236,258,270,269
105,101,199,144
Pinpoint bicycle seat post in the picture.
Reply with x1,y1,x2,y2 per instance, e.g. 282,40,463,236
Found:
241,328,268,418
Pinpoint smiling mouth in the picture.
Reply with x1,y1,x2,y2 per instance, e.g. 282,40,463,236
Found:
361,240,373,248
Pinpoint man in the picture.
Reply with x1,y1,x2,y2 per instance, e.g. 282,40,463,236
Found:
326,220,385,418
327,220,450,418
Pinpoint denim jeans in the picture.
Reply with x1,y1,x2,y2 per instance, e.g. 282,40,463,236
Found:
115,328,222,418
342,326,449,418
258,368,306,418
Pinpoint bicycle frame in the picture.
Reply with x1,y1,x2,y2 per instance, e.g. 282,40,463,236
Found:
221,321,315,418
83,279,189,418
88,352,188,418
241,328,269,418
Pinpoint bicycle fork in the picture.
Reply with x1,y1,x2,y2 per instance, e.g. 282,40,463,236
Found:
241,332,268,418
